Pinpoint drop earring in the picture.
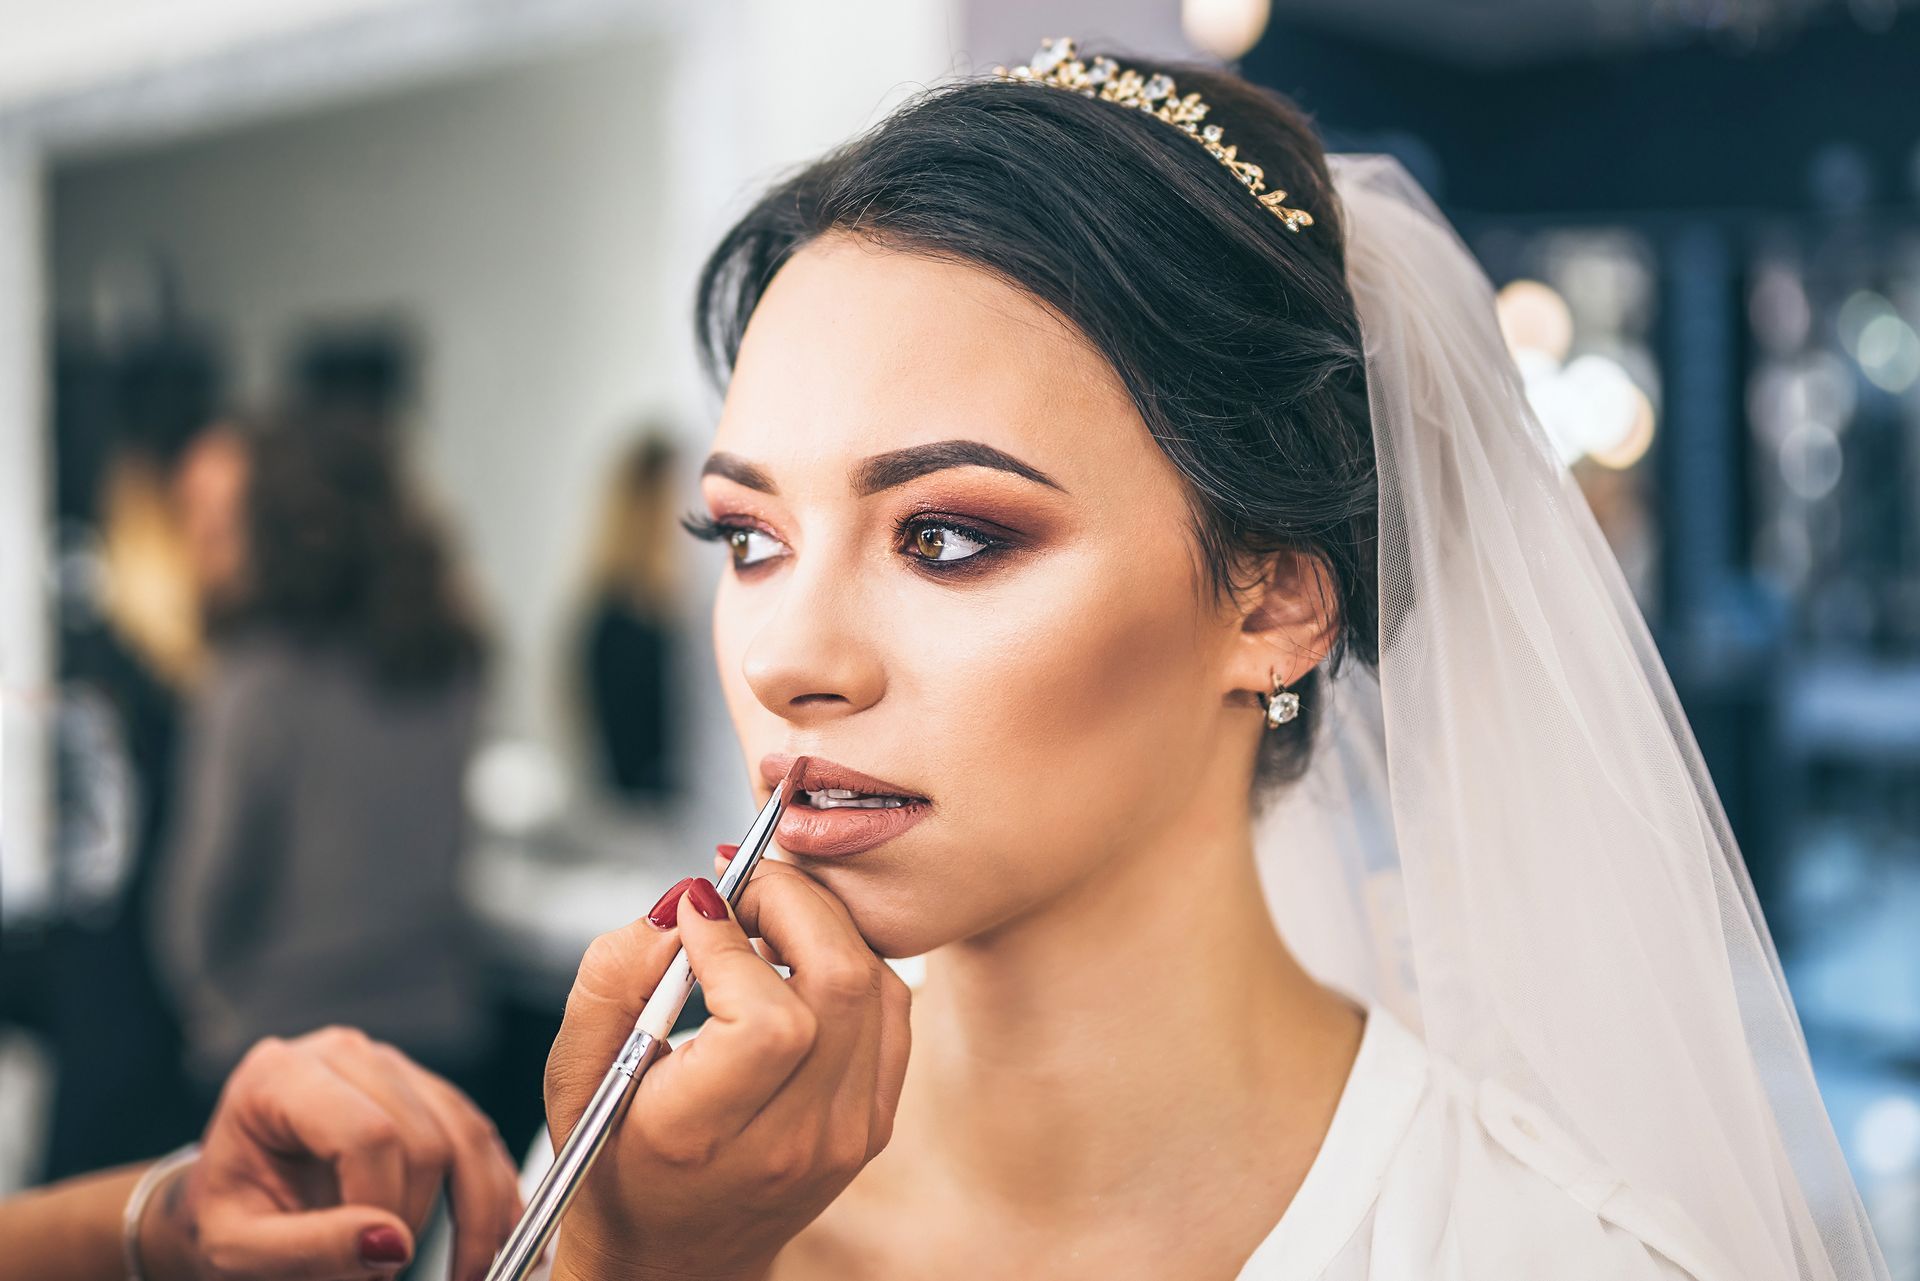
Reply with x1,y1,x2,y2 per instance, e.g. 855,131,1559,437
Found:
1261,670,1301,729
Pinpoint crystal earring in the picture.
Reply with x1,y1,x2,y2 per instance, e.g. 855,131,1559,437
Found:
1262,670,1301,729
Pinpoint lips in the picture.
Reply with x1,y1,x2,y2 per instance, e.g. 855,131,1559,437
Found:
758,752,932,857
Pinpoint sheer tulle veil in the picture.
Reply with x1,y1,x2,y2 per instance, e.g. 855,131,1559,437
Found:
1253,153,1890,1280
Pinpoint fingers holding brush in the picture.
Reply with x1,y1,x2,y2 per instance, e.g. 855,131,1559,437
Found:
705,850,909,1154
631,878,818,1143
544,893,697,1146
544,868,909,1281
728,861,913,1165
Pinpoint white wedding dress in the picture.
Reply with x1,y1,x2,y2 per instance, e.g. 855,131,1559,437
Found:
1234,1000,1724,1280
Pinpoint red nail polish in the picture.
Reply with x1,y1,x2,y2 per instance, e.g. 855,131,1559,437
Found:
717,842,739,861
358,1224,409,1265
687,876,728,921
647,878,695,929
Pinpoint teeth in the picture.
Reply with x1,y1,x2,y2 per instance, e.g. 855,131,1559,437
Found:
804,789,913,810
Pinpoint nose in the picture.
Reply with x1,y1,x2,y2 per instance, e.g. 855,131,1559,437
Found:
738,546,885,727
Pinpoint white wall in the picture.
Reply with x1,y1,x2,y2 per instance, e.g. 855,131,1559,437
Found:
0,136,49,916
0,0,419,112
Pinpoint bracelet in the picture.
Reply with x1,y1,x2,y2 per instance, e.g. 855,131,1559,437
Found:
121,1142,201,1281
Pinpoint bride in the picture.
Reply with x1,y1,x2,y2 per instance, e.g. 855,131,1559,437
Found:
535,38,1889,1281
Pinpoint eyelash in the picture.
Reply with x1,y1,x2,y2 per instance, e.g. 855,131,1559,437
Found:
679,510,1013,577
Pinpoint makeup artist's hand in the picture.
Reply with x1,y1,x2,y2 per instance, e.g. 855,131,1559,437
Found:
545,858,912,1281
137,1027,523,1281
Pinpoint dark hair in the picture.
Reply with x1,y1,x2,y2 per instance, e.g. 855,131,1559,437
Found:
223,408,485,691
694,54,1377,791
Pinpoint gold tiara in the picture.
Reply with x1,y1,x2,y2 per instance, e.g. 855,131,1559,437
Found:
992,36,1314,234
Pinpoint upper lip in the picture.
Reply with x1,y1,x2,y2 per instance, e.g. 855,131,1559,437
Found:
759,752,929,801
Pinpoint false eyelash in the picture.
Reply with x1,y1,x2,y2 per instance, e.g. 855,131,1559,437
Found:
679,510,737,543
683,510,805,547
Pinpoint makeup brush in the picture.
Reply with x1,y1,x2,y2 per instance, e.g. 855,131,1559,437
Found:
483,757,806,1281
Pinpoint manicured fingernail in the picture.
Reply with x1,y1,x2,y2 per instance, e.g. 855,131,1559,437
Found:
687,876,728,921
717,842,739,861
647,877,695,929
358,1224,409,1265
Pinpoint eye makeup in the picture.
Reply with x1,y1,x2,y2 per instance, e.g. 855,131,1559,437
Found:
680,506,1024,578
890,510,1021,576
680,511,788,570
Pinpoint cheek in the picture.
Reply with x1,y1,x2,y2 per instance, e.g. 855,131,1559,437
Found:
890,541,1216,878
918,569,1201,761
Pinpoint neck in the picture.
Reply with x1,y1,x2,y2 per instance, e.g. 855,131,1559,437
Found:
894,788,1361,1224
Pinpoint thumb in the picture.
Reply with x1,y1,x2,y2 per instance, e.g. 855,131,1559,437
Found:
714,841,787,971
204,1205,414,1281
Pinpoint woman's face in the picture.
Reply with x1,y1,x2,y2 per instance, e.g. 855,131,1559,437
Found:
174,428,251,606
700,233,1275,957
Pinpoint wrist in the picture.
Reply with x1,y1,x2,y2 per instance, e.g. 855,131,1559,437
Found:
129,1148,202,1281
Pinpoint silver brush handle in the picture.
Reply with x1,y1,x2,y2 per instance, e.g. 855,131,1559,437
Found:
483,1027,667,1281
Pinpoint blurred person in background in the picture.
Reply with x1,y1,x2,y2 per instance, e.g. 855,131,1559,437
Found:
570,432,683,807
152,409,493,1114
1,390,219,1180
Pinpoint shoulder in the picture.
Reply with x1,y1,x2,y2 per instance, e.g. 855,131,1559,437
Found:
205,632,316,701
1361,1011,1736,1281
186,638,302,744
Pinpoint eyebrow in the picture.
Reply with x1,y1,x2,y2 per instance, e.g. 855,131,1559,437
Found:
700,439,1066,497
699,452,780,493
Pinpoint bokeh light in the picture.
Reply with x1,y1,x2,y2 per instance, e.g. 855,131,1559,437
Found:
1181,0,1272,59
1497,279,1576,362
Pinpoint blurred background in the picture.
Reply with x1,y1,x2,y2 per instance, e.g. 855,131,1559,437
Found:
0,0,1914,1273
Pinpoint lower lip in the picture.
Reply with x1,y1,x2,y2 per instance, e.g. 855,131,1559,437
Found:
775,797,931,857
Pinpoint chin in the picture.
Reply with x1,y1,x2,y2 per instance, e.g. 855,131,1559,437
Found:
839,896,955,961
863,930,933,962
784,865,969,960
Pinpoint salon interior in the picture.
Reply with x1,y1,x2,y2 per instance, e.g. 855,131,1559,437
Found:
0,0,1916,1272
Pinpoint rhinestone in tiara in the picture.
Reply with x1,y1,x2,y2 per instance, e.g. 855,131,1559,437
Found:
992,36,1314,234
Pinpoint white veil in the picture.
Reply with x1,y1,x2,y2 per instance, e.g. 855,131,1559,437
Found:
1255,153,1890,1281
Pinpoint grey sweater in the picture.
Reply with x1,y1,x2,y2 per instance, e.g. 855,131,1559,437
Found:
154,636,486,1082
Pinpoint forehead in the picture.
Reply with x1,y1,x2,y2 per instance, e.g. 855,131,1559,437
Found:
714,233,1144,484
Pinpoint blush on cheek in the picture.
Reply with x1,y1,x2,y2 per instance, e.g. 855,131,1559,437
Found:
1004,570,1213,824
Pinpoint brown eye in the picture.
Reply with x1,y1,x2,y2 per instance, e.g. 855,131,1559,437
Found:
903,520,992,564
724,526,784,569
